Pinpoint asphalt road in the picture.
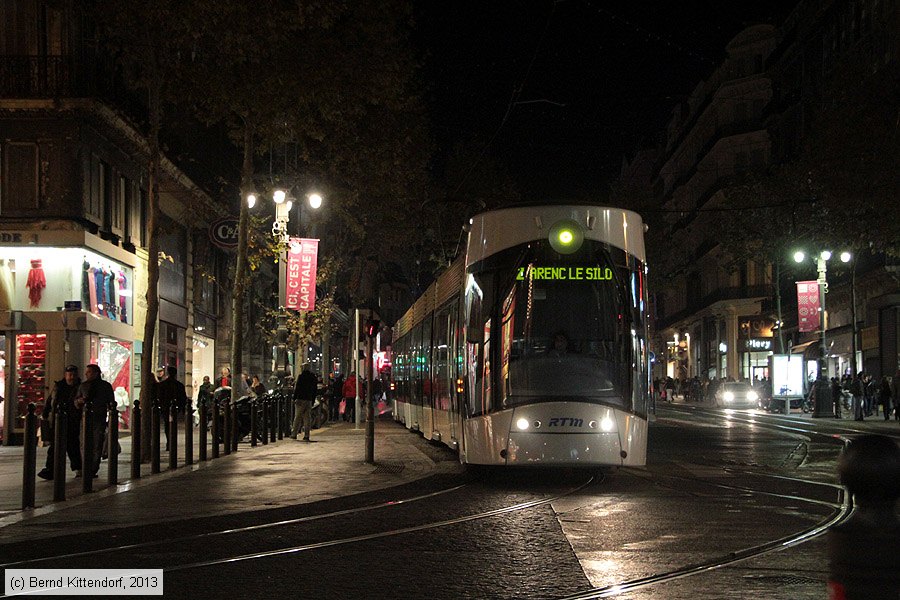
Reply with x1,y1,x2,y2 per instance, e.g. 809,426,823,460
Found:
3,406,894,599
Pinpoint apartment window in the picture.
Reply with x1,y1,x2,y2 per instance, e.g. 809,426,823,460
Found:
2,142,39,214
106,172,124,237
87,154,103,221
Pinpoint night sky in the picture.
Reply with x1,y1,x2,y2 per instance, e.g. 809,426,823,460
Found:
415,1,797,202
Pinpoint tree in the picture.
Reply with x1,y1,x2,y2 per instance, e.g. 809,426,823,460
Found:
181,0,433,371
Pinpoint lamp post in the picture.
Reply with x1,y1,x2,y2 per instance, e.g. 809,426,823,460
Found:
248,189,323,386
793,248,852,418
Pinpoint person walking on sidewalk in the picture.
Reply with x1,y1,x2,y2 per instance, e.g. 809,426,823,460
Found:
343,372,358,422
157,365,188,451
878,376,892,422
74,364,115,478
851,373,865,421
37,365,82,480
893,370,900,422
329,374,344,422
291,365,318,441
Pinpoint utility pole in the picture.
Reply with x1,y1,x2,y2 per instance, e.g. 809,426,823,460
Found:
365,314,378,464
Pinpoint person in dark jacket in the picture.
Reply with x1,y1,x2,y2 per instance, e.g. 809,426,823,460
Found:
291,365,318,440
37,365,82,480
157,365,188,450
827,434,900,599
329,374,344,422
74,364,115,478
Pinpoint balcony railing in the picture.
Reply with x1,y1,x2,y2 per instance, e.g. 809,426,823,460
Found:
0,55,94,98
658,284,774,330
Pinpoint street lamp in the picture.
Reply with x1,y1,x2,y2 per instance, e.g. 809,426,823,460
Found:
793,248,852,417
248,190,324,383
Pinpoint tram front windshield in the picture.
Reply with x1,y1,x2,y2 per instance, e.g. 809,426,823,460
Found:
471,240,646,412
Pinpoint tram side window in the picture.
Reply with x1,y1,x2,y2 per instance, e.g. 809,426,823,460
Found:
422,317,433,409
433,306,451,412
411,323,422,407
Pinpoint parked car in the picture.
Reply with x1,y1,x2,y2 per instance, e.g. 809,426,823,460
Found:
714,382,760,408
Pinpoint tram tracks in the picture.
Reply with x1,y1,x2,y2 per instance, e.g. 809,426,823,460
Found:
1,475,594,578
553,406,853,599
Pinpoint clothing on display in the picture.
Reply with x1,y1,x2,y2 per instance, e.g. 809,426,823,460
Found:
26,259,46,308
83,260,128,323
0,258,13,310
16,334,47,419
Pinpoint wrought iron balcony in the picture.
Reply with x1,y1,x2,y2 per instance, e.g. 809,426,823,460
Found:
0,55,92,98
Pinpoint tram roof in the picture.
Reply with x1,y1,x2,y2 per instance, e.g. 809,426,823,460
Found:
466,204,646,266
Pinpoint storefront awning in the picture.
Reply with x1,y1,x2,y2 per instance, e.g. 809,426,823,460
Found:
790,340,821,357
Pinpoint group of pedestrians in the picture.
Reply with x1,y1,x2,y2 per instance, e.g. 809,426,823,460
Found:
37,363,116,480
842,370,900,422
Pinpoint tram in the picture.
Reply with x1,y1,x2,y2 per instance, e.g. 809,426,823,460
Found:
392,204,650,467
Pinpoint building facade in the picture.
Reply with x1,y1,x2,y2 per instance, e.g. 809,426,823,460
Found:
0,1,231,442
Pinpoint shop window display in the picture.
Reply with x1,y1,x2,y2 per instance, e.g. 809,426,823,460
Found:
0,248,132,323
96,337,132,428
16,334,47,423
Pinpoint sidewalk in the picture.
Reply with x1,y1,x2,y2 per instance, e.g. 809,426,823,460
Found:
0,417,462,544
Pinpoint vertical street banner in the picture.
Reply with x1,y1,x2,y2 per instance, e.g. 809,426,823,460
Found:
796,280,820,333
285,237,319,311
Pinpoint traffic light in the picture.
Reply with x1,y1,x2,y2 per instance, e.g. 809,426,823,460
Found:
365,319,380,338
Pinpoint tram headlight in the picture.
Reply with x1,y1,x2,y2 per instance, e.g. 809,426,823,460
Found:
548,219,584,255
724,391,735,402
747,390,758,401
516,418,530,431
600,417,615,432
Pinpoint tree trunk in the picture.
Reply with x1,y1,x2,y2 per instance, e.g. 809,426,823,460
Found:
230,125,254,389
139,79,162,462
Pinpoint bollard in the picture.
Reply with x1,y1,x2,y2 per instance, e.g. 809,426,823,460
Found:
223,401,232,456
52,403,67,501
269,397,278,444
199,399,208,461
231,403,241,452
185,406,193,466
82,401,93,494
151,400,161,474
211,400,220,459
169,403,178,470
261,399,269,446
276,395,284,440
22,403,37,510
107,405,119,486
131,401,141,480
250,399,258,447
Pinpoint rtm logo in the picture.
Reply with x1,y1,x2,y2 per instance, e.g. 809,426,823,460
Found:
548,417,584,427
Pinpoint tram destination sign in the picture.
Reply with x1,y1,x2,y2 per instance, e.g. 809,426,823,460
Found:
516,265,613,281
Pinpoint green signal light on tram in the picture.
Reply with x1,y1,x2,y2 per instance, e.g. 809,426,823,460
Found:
548,219,584,254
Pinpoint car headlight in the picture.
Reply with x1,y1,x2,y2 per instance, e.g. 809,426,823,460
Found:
748,391,758,401
724,391,735,402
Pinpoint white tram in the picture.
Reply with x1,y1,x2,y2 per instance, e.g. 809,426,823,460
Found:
392,204,650,467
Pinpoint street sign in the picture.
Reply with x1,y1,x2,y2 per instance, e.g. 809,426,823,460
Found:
209,217,239,249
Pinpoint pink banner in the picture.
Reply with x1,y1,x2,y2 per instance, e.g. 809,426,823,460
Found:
286,238,319,311
796,281,820,333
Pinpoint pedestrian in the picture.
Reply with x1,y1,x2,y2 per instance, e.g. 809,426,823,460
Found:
827,434,900,599
851,373,865,421
893,370,900,422
831,377,843,419
343,372,358,422
878,376,892,422
249,375,267,399
329,374,344,422
291,364,317,441
157,365,188,451
37,365,82,480
74,364,115,478
218,367,232,388
197,375,214,407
